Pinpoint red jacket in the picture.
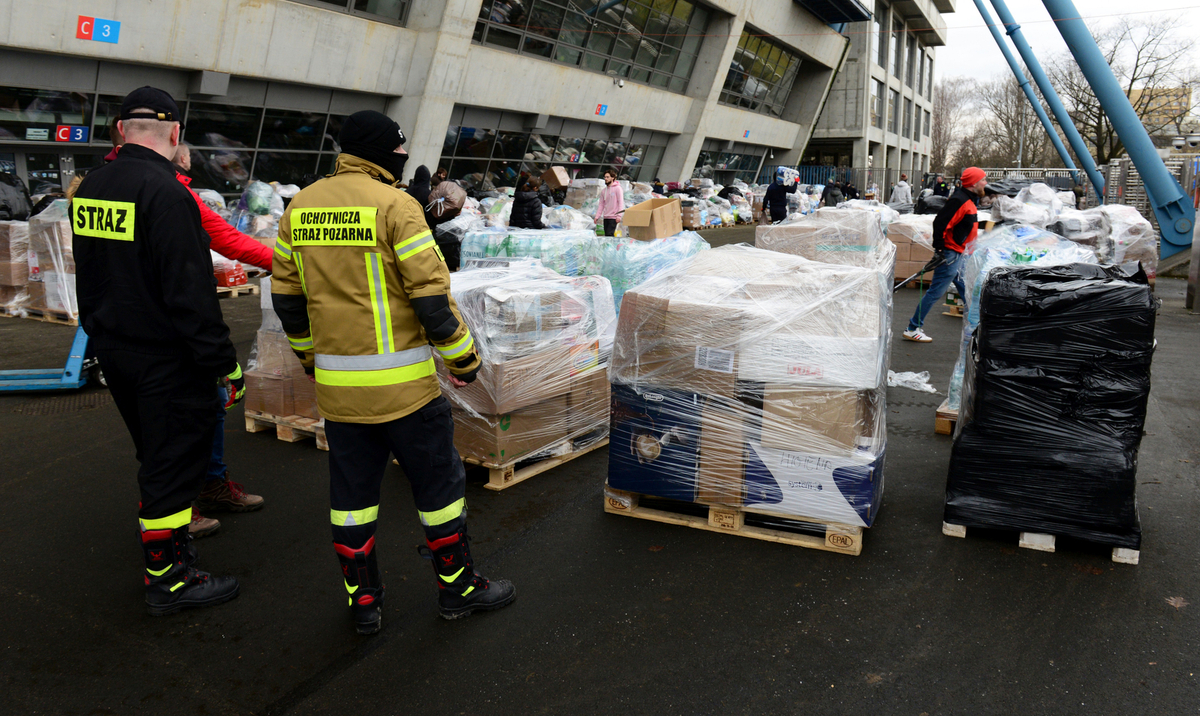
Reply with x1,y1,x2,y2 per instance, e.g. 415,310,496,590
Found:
176,174,273,269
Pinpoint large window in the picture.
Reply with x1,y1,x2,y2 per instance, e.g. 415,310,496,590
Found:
874,1,887,67
906,39,917,87
917,45,925,97
903,98,913,139
293,0,410,23
926,56,934,98
0,88,92,143
475,0,710,94
870,80,884,129
439,123,668,190
693,141,766,184
720,30,804,118
924,109,931,137
888,89,899,134
891,19,904,77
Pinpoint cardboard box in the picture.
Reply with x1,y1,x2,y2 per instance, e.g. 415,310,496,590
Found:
0,221,29,263
452,346,573,415
0,285,20,305
245,371,294,417
680,206,702,230
894,260,928,282
754,208,888,271
568,367,610,433
741,442,884,527
889,237,911,262
606,383,701,502
908,243,935,262
453,394,571,466
292,375,321,420
760,387,873,454
0,260,28,286
623,198,682,241
541,167,570,190
696,397,745,506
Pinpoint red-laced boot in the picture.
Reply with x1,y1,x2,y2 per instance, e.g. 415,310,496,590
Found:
418,528,515,620
335,536,384,635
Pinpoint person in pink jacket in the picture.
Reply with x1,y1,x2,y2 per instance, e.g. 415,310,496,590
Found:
594,169,625,236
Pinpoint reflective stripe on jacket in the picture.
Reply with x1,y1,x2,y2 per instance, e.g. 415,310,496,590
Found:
271,154,480,423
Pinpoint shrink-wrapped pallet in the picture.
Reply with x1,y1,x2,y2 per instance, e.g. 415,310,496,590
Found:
439,259,615,466
245,277,320,419
946,264,1156,549
754,207,894,273
607,245,891,527
27,200,75,318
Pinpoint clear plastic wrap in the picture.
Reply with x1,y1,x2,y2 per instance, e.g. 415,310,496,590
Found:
27,199,75,319
886,213,937,281
434,212,486,249
946,263,1156,549
945,225,1098,410
439,259,615,466
230,181,285,240
754,207,895,273
195,189,227,213
1047,208,1109,260
1097,204,1158,279
601,232,709,310
607,245,891,526
836,200,901,231
990,195,1053,228
243,277,321,419
481,196,513,228
544,205,595,231
211,251,248,287
565,179,605,215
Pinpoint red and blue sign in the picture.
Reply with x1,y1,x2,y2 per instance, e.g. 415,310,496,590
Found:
743,130,750,138
76,16,121,44
56,125,90,143
595,104,608,116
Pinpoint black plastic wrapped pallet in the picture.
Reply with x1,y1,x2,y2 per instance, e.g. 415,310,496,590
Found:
945,263,1158,549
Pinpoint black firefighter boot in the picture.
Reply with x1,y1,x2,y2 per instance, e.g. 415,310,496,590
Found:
418,528,515,620
335,536,385,635
141,526,239,617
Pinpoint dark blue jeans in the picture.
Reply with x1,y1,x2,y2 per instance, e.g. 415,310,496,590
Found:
207,386,227,482
908,250,966,331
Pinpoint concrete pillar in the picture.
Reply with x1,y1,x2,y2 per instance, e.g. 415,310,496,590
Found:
658,13,746,183
852,138,869,169
389,0,482,182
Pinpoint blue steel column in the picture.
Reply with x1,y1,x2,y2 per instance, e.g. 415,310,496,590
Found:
1042,0,1194,257
972,0,1078,182
988,0,1106,198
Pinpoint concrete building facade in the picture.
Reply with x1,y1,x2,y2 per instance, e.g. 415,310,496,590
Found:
807,0,954,187
0,0,877,195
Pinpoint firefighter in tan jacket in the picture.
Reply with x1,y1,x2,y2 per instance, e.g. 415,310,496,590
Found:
271,111,515,634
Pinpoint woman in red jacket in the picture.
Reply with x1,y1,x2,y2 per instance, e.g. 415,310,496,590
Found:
172,146,272,269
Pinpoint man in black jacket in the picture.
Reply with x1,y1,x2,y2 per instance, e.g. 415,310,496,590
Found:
903,166,987,342
933,174,950,197
764,168,798,222
73,87,243,615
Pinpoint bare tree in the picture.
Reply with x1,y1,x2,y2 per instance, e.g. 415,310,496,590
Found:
1046,15,1199,164
969,75,1067,169
930,77,975,171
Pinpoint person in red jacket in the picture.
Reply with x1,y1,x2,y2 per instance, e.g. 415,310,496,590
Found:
169,144,268,533
903,166,987,343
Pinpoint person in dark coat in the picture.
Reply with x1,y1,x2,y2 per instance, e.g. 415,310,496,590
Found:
844,181,859,200
509,176,546,230
764,167,798,223
406,165,439,229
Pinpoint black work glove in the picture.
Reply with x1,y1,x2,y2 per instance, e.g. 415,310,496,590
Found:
453,356,479,385
223,364,246,409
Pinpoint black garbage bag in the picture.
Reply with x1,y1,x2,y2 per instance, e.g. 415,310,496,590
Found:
915,193,947,215
886,201,913,214
945,263,1158,549
984,177,1035,197
0,173,33,221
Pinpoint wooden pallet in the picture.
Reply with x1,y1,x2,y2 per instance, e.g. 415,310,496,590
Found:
0,307,79,325
216,283,260,298
935,399,958,435
942,303,964,317
604,487,864,555
244,410,327,450
942,522,1139,565
474,434,609,491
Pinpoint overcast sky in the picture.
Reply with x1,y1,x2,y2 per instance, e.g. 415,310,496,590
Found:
936,0,1200,83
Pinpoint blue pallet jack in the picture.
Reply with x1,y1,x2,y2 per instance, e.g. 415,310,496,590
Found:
0,326,100,392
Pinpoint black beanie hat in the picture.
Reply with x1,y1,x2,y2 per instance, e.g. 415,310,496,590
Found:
339,110,408,181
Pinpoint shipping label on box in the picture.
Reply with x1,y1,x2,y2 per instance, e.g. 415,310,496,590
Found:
738,335,883,389
742,441,885,527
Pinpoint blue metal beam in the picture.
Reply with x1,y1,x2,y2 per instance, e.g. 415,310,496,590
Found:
972,0,1079,182
1042,0,1195,258
988,0,1107,199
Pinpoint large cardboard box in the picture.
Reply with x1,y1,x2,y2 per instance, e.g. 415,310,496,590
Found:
292,376,320,420
606,383,701,502
696,397,745,506
0,260,28,286
568,367,610,433
0,221,29,263
894,260,928,282
541,167,570,190
245,371,294,417
623,198,682,241
680,205,702,230
453,394,571,466
908,242,935,262
754,208,888,271
452,346,573,415
760,387,875,454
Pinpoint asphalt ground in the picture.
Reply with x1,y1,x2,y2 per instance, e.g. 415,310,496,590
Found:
1,227,1197,715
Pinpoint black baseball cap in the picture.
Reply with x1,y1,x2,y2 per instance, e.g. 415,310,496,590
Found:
120,86,182,124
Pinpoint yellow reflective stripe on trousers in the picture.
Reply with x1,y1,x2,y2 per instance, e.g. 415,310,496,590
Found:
330,505,379,527
395,230,434,261
274,237,293,260
418,497,465,527
294,251,308,297
139,506,192,531
436,332,475,361
314,357,435,387
365,253,394,354
288,335,314,351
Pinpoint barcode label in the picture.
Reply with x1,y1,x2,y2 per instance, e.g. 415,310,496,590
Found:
694,346,735,373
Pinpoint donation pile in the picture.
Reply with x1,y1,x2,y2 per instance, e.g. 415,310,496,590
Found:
23,200,76,320
606,245,892,528
438,259,615,466
0,219,30,313
244,277,320,420
229,181,286,249
887,214,936,282
754,207,895,274
945,225,1097,410
946,263,1156,550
